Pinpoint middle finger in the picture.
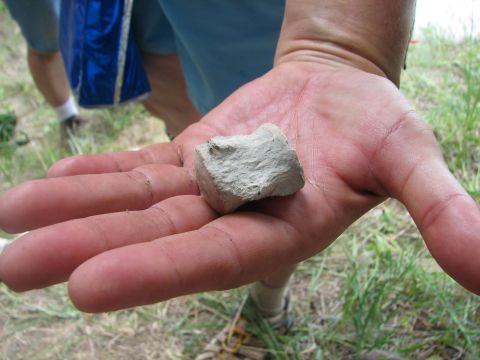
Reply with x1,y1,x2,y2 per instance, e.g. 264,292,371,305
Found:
0,164,198,233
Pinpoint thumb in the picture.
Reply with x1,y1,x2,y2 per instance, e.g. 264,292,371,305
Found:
375,112,480,295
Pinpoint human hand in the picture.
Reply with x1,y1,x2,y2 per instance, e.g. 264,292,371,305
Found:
0,62,479,312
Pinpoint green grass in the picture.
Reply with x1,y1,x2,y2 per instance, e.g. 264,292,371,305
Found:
0,8,479,360
402,27,480,202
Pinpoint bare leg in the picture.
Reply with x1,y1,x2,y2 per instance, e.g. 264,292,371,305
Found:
141,53,201,137
27,48,85,149
27,48,71,108
261,265,296,288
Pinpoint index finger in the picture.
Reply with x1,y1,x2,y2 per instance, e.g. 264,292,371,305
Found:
47,142,182,177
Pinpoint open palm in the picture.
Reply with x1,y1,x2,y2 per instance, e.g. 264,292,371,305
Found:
0,62,478,312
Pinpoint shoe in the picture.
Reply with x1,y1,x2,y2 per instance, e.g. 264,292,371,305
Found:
59,115,88,150
195,294,292,360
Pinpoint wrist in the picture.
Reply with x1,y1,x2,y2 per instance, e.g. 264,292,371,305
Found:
274,1,416,86
274,42,388,81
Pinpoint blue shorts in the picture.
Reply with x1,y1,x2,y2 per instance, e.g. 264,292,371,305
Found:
6,0,285,113
4,0,60,53
132,0,285,113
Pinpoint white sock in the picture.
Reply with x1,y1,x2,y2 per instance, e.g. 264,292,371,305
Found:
249,282,289,316
54,96,78,122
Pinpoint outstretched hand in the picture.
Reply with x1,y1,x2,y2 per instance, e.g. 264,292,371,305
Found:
0,62,478,312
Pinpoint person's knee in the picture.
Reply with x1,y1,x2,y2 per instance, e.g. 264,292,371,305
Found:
27,48,61,63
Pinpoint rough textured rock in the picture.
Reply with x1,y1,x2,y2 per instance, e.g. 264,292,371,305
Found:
195,123,305,214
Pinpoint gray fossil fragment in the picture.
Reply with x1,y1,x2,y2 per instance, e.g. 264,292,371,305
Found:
194,123,305,214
